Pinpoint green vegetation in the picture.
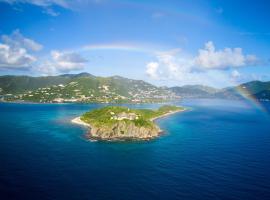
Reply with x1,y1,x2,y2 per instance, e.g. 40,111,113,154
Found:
2,73,270,102
80,105,184,129
76,105,185,140
0,73,177,103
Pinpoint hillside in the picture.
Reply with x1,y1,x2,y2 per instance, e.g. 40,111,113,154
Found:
74,105,184,140
169,81,270,101
0,73,177,103
1,73,270,103
0,75,70,94
169,85,218,98
215,81,270,100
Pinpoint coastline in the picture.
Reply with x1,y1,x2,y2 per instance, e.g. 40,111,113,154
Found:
71,117,92,128
71,107,186,141
150,108,186,122
0,100,176,105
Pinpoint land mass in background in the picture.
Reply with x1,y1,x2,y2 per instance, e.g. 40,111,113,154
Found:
1,72,270,103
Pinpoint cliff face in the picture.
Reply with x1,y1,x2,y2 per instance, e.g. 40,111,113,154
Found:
89,121,161,140
78,105,183,141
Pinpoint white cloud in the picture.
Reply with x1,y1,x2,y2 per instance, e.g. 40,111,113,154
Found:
1,0,106,17
51,50,87,71
146,62,159,79
0,0,71,16
231,70,240,78
245,54,258,64
145,41,258,87
0,0,103,15
1,0,70,8
2,29,43,51
195,41,257,69
38,50,88,75
43,7,60,16
0,30,87,73
0,30,42,70
0,44,36,69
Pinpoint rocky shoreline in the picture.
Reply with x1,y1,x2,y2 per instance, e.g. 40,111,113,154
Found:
71,108,185,141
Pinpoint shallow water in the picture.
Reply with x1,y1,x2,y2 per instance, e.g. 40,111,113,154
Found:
0,99,270,200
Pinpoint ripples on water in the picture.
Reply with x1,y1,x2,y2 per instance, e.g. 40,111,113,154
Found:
0,99,270,200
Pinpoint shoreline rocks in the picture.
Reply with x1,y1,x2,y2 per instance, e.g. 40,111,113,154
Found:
71,108,184,141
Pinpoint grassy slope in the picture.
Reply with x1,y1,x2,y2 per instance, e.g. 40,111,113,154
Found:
0,74,172,103
80,105,183,129
0,75,70,94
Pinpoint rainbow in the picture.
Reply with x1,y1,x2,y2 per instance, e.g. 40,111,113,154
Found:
82,43,157,54
77,43,268,114
233,85,267,112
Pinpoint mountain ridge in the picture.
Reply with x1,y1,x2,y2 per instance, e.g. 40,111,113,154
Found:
0,73,176,103
1,73,270,102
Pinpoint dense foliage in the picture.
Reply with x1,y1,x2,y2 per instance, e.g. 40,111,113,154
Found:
0,73,176,103
81,105,184,128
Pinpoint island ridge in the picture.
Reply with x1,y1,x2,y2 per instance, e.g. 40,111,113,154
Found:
72,105,185,140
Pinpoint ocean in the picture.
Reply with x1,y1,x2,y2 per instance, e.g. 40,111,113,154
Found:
0,99,270,200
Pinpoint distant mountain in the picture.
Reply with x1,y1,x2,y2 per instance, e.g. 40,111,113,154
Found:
169,81,270,101
59,72,94,78
0,75,70,94
226,81,270,100
209,81,270,100
0,73,176,103
237,80,270,94
169,85,219,98
1,73,270,103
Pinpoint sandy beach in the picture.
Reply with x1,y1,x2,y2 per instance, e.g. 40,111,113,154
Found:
71,108,186,141
150,108,186,122
71,117,92,128
72,108,186,128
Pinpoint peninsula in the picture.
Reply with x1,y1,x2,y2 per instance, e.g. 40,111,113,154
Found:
72,105,185,140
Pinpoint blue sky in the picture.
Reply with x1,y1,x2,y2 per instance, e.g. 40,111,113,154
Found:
0,0,270,87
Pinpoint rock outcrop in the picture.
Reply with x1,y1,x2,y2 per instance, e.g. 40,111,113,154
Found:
89,120,161,140
72,105,184,141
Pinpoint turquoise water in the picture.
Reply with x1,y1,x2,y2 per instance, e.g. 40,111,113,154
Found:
0,99,270,200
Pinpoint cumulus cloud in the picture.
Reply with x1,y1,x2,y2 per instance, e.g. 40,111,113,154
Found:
195,41,257,69
145,52,233,87
0,0,72,16
145,41,258,87
2,29,43,51
146,62,159,79
1,0,70,8
0,30,42,70
0,0,103,15
43,7,60,16
0,30,87,73
231,70,240,78
38,50,88,75
0,44,36,70
51,50,87,71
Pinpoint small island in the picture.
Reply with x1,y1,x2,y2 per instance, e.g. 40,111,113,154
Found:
72,105,185,141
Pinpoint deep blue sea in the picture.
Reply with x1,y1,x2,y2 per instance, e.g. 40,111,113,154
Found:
0,99,270,200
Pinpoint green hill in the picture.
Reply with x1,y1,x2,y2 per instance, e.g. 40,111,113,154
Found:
169,85,218,98
0,73,176,103
77,105,184,140
169,81,270,101
1,73,270,102
216,81,270,100
0,75,70,94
